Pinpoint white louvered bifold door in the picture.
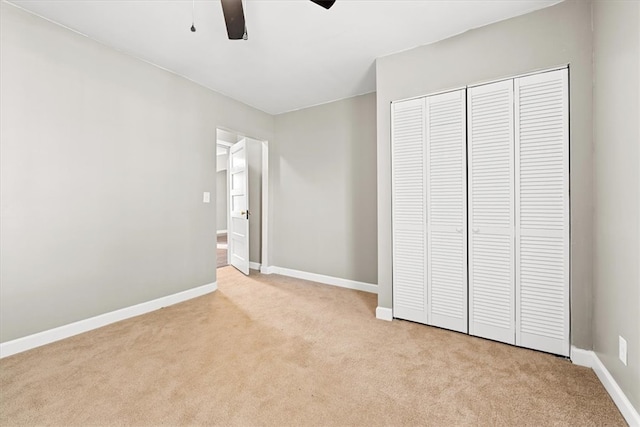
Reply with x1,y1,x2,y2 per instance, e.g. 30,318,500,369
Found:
515,69,569,356
392,98,427,324
426,90,468,333
468,80,515,344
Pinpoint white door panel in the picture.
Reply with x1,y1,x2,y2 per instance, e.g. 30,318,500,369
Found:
229,139,250,275
515,68,569,356
426,89,467,333
468,79,515,344
392,98,428,324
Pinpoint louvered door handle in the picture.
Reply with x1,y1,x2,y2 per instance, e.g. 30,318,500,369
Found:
456,227,463,233
472,228,480,233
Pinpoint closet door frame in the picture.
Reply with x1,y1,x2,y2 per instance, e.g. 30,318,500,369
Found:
390,66,570,357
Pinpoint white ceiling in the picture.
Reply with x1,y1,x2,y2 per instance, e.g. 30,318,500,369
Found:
8,0,561,114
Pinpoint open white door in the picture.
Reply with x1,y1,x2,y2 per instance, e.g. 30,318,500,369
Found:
228,138,250,275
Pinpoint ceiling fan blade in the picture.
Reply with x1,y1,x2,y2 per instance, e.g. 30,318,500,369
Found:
310,0,336,9
220,0,246,40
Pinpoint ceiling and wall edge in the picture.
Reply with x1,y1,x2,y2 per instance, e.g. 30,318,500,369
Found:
4,0,562,115
3,0,273,115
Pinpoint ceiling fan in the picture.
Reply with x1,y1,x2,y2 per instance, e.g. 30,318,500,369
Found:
219,0,336,40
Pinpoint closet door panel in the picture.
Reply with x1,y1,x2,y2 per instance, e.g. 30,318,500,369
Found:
426,90,467,333
468,80,515,344
515,69,569,356
392,98,427,323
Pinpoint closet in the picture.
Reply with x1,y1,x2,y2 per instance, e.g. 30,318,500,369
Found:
391,68,569,356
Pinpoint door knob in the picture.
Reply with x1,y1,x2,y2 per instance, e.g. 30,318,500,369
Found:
472,228,479,233
456,227,463,233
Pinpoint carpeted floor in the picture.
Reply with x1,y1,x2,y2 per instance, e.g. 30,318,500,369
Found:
0,267,625,426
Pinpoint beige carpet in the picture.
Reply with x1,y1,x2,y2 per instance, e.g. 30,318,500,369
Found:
0,267,625,426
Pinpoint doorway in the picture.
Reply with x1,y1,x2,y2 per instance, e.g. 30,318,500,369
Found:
216,135,231,268
216,128,269,274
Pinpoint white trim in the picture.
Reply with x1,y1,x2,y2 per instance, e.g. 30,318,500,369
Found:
0,282,217,359
570,346,595,368
225,139,231,266
376,307,393,321
217,229,227,235
571,347,640,426
391,86,466,106
261,140,269,273
249,262,261,270
392,65,569,106
468,64,569,89
269,266,377,294
260,265,274,274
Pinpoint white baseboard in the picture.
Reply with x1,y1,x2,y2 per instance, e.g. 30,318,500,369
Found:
267,266,377,294
0,282,217,359
570,346,595,368
260,265,274,274
249,262,261,270
571,346,640,426
376,307,393,321
217,230,227,235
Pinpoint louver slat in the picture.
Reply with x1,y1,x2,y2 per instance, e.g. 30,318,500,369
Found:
426,90,467,333
515,69,569,356
392,98,427,323
468,80,515,344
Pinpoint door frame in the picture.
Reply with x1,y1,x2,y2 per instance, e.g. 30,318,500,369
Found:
216,140,233,265
260,139,269,270
216,128,269,272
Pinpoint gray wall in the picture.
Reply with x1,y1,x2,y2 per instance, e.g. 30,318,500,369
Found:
272,93,377,284
0,3,274,342
376,0,594,349
592,0,640,412
216,171,228,232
